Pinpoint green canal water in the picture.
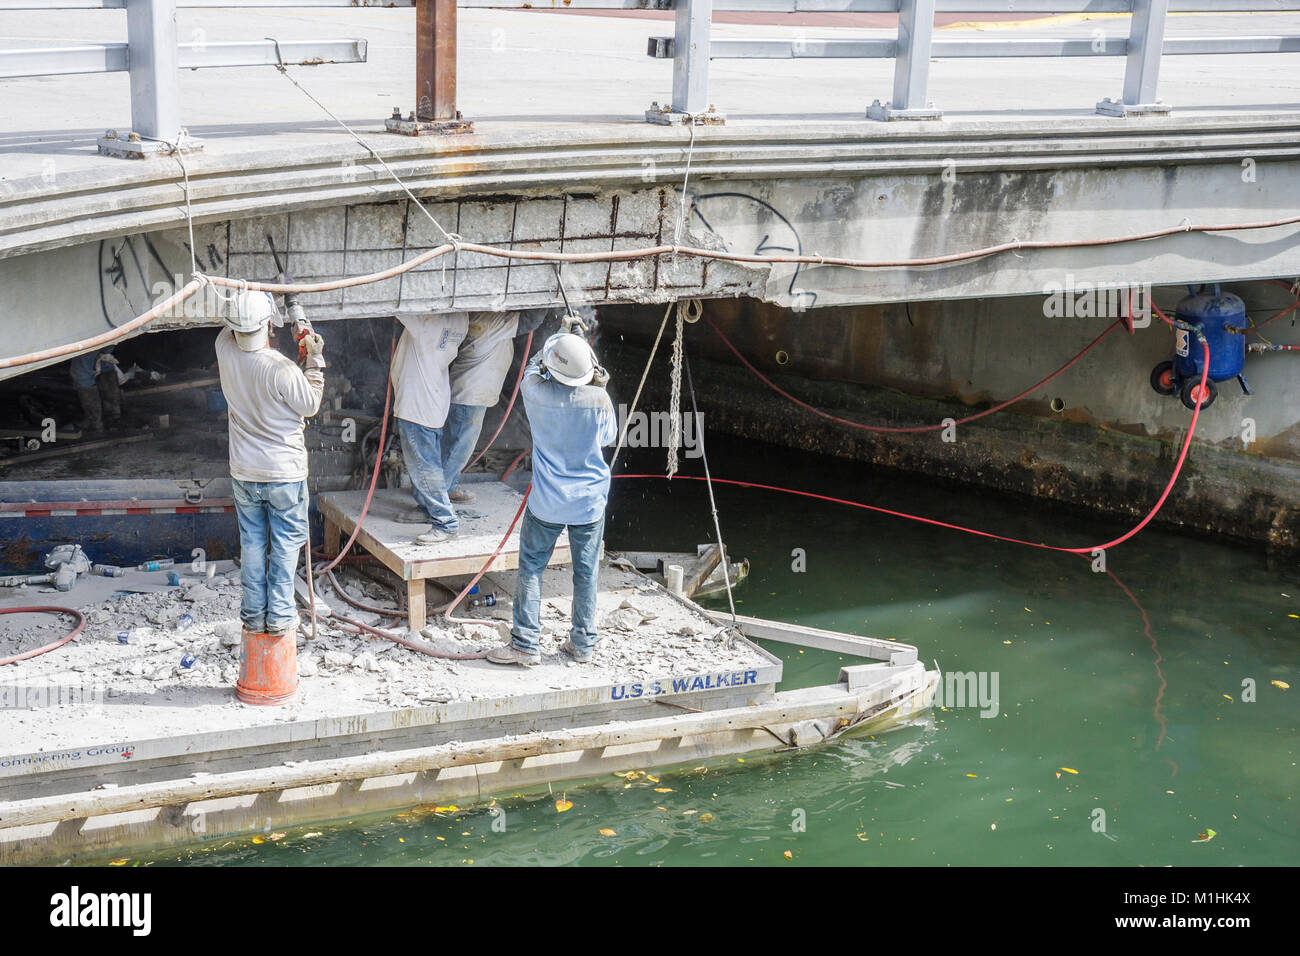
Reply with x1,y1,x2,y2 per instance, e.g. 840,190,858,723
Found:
120,439,1296,867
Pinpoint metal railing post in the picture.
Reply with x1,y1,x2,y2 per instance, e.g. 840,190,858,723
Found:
126,0,180,140
868,0,941,120
1098,0,1172,115
647,0,724,125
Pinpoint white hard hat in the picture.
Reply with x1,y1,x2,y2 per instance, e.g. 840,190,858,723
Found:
226,289,276,351
543,333,598,386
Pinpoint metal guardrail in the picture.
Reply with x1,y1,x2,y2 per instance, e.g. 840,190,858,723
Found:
1,0,1298,148
0,0,369,154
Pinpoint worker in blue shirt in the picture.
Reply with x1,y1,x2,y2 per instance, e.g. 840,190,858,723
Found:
487,317,616,667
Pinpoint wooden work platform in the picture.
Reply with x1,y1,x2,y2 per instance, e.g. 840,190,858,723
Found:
317,484,570,631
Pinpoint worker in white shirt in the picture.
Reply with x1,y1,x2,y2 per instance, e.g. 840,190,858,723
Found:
390,312,468,544
215,289,325,638
441,311,520,504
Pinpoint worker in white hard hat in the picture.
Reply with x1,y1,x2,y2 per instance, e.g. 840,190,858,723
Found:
215,288,325,638
487,314,616,667
390,313,469,544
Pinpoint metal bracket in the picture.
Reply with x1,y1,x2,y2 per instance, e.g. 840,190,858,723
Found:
1096,97,1172,117
866,99,942,122
97,128,204,159
176,478,210,505
645,102,725,126
384,108,473,136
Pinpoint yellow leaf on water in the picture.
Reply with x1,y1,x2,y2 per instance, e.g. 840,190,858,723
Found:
965,773,978,778
646,775,660,783
783,850,793,859
656,806,668,811
108,859,128,866
599,828,617,836
252,836,265,844
1059,767,1079,775
1054,772,1062,779
268,832,286,842
398,837,404,843
555,799,573,813
1272,680,1290,690
654,787,673,793
699,813,715,823
1223,695,1233,700
737,758,745,763
433,805,459,813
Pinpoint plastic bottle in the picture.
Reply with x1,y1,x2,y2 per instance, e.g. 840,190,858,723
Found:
470,594,497,608
177,613,194,631
138,558,175,572
92,564,128,578
180,653,196,669
116,630,130,644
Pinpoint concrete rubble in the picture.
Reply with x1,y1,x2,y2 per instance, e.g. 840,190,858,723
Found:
0,558,765,754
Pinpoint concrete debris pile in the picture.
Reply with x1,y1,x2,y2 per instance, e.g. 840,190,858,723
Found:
0,560,770,752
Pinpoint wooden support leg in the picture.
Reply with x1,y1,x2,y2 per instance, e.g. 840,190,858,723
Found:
324,519,340,558
407,578,427,633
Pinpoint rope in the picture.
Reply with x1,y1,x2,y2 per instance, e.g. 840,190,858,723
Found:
666,301,685,479
610,300,674,472
267,51,459,250
683,350,736,623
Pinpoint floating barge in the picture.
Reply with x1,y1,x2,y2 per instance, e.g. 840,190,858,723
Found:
0,476,936,864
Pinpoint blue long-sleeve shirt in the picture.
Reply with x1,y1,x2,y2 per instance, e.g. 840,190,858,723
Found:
521,334,617,526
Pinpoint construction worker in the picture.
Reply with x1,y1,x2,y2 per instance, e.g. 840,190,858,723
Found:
488,316,615,667
215,289,325,639
69,349,124,435
391,312,468,544
442,311,521,504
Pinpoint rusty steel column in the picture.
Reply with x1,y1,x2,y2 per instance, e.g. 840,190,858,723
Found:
416,0,456,122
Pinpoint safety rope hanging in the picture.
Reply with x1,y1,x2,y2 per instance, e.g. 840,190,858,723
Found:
666,302,685,479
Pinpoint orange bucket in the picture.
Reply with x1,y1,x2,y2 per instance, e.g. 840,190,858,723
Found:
236,628,299,705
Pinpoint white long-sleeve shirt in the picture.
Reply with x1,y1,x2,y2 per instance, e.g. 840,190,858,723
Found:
215,328,324,483
449,311,519,407
391,312,468,429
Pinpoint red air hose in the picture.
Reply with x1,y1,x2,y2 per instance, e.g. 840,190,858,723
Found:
0,607,85,665
461,331,533,473
619,303,1209,557
312,323,397,578
705,315,1124,433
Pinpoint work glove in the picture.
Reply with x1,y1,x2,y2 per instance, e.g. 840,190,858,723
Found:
560,313,588,337
590,365,609,388
300,331,326,369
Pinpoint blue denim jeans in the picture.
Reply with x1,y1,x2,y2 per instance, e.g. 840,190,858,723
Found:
231,478,309,634
397,417,458,534
441,403,487,495
512,508,604,655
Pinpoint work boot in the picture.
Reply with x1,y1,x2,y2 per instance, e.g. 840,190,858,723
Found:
76,386,104,435
562,639,592,664
486,641,540,667
449,488,476,504
416,526,456,546
395,507,430,524
97,373,123,427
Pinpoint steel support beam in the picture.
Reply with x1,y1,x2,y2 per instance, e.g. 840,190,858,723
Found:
417,0,457,121
867,0,940,119
1099,0,1172,115
125,0,181,142
647,0,724,125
